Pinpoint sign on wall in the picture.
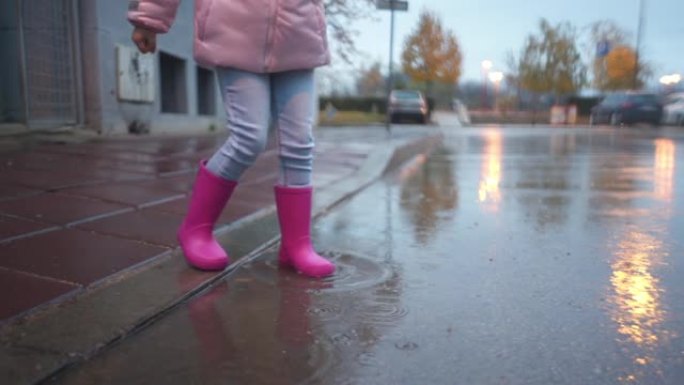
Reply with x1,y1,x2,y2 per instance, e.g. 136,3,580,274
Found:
116,44,155,103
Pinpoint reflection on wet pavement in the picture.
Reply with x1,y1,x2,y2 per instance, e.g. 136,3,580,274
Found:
52,127,684,385
654,138,676,202
609,228,668,383
478,129,502,209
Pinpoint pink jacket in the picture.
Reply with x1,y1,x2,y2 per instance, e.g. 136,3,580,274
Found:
128,0,330,73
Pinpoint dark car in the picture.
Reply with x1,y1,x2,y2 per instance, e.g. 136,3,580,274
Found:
590,92,663,126
388,90,429,124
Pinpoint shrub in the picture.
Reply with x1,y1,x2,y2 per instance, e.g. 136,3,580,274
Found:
319,97,387,113
319,96,436,114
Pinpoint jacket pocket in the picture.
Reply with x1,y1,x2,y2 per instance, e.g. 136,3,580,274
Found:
197,0,216,41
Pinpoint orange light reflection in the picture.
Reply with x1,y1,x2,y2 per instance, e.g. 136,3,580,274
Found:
478,130,502,209
654,139,675,201
609,229,669,384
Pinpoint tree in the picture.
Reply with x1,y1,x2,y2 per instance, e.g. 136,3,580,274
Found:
511,19,586,102
355,62,385,96
604,45,640,90
585,20,631,54
323,0,375,63
401,10,462,97
584,21,650,90
585,20,629,90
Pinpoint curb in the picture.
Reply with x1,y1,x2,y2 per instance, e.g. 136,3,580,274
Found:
0,132,443,385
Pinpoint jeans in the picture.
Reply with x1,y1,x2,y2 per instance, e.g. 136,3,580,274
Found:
206,68,316,187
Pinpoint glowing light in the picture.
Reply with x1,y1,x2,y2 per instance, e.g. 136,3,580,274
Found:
478,130,502,208
659,73,681,85
488,71,504,84
481,60,493,70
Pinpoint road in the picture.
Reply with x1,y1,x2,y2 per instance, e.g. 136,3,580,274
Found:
50,122,684,385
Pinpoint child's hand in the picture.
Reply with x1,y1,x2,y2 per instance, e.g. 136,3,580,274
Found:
131,27,157,54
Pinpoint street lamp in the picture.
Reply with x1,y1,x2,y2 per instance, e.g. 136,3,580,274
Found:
634,0,645,89
659,73,682,87
488,71,504,111
377,0,409,132
481,60,493,109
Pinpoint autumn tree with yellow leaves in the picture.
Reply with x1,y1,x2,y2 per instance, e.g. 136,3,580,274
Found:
586,21,650,90
596,44,651,90
401,10,462,97
602,45,640,90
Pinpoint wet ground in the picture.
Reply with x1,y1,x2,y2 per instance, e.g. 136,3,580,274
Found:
49,125,684,385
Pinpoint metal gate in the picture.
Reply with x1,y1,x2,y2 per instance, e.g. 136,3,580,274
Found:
19,0,80,128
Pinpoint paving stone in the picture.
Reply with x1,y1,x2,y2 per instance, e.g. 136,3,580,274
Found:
0,268,79,321
0,169,101,190
0,184,42,201
0,193,130,225
0,215,54,242
75,210,184,247
0,229,167,285
62,183,182,206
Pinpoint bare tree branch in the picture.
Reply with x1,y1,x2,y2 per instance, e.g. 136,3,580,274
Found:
323,0,376,64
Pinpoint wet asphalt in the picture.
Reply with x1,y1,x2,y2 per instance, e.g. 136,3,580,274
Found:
49,125,684,385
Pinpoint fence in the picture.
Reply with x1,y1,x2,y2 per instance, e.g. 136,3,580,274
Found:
18,0,80,128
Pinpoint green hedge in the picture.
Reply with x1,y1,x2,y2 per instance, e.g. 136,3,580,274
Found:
319,97,387,113
319,96,436,114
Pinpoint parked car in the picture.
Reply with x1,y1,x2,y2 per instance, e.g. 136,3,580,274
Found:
662,92,684,126
589,92,663,126
388,90,429,124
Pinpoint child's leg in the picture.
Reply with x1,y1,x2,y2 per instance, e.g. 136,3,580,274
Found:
180,68,270,271
271,69,316,186
206,68,271,181
271,69,334,278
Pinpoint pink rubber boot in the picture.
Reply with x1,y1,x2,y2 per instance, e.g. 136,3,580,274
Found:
274,186,335,278
177,161,237,271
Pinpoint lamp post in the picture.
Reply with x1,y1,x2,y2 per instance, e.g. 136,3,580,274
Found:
481,60,493,109
634,0,645,89
377,0,409,132
488,71,504,112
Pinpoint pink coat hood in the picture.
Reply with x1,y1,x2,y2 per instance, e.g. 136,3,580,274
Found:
128,0,330,73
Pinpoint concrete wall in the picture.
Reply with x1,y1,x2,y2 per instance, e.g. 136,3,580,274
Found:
83,0,223,135
79,0,102,132
0,0,24,124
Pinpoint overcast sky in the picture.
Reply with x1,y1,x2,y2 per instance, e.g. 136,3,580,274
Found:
333,0,683,85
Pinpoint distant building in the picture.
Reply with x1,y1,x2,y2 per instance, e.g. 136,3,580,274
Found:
1,0,222,135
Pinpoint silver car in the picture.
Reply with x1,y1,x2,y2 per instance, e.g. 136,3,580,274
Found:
388,90,429,124
662,92,684,126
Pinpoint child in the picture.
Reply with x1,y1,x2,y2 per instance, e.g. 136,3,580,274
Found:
128,0,335,277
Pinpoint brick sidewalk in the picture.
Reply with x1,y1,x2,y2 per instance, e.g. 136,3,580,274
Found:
0,132,369,322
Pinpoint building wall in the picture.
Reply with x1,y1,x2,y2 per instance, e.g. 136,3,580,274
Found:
0,1,334,136
79,0,102,133
84,0,223,135
0,0,24,124
3,0,82,130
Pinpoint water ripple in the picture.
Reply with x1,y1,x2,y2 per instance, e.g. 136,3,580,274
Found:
246,249,393,293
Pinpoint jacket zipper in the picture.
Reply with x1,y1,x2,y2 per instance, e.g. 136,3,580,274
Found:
263,0,279,72
198,0,215,41
313,0,328,50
